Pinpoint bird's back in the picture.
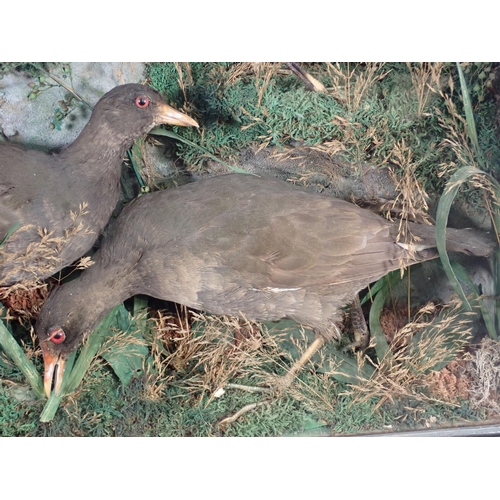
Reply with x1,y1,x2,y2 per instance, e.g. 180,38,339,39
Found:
0,141,119,285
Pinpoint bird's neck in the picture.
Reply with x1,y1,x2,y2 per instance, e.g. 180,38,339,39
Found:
69,260,138,334
60,115,135,171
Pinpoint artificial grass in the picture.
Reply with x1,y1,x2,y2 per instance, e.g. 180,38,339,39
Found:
0,307,490,437
146,62,500,196
0,352,485,437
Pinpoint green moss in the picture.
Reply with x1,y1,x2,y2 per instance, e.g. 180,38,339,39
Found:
0,343,488,437
146,62,500,202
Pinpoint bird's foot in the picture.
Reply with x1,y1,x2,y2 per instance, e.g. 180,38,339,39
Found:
341,336,369,353
343,295,370,352
218,336,327,427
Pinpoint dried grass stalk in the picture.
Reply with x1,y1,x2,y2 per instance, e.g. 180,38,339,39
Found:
345,300,474,406
465,339,500,414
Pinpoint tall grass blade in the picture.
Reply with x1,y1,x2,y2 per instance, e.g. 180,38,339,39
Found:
0,222,19,247
436,166,479,310
63,307,120,394
127,141,147,191
436,165,500,338
368,275,394,363
0,313,45,399
456,63,486,169
365,271,405,362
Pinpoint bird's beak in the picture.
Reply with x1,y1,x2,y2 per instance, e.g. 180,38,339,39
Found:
41,342,67,398
157,103,199,128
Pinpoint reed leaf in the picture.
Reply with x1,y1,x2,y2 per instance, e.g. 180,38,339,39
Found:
0,313,45,399
368,275,394,364
456,62,486,169
0,222,19,247
436,166,500,338
365,271,404,362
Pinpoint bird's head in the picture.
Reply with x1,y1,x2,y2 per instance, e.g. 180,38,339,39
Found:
83,83,198,148
35,284,103,397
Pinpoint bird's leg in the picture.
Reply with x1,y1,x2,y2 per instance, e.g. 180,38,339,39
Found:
220,328,329,425
342,294,370,352
277,336,326,389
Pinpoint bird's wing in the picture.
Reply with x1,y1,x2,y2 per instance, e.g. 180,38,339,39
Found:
203,196,408,289
0,142,79,230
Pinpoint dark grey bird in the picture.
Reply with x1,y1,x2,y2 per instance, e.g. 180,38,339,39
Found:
0,83,198,286
35,173,495,396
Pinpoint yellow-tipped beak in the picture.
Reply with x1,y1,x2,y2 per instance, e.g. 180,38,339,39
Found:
158,103,198,128
41,343,67,398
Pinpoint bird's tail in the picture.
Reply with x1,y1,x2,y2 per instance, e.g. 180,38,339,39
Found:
396,223,496,258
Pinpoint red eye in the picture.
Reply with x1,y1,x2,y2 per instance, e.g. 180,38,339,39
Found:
135,96,150,108
48,328,66,344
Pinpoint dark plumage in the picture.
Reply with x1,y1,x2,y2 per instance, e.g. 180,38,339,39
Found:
0,83,198,286
36,173,495,396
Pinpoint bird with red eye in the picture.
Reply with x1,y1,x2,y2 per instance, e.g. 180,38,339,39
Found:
135,96,150,108
1,82,198,395
41,327,67,395
1,83,198,288
35,173,496,400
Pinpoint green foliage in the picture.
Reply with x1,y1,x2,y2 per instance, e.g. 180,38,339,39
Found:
100,307,149,386
40,304,149,421
0,353,455,437
146,62,500,197
0,309,45,399
434,65,500,338
0,62,88,134
50,94,78,131
0,315,489,436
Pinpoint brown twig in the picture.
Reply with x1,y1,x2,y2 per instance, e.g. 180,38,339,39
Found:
225,383,272,394
286,62,327,92
219,401,267,425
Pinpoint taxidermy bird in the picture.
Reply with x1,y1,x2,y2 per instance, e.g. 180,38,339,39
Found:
0,83,198,286
35,173,495,396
